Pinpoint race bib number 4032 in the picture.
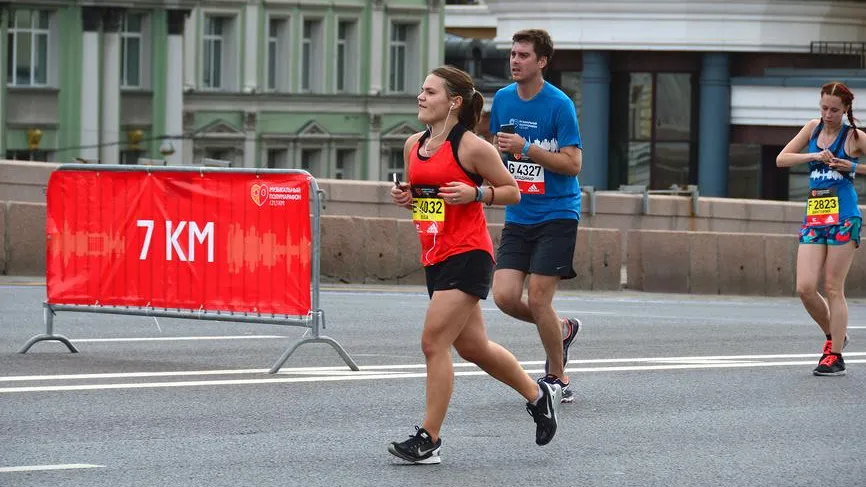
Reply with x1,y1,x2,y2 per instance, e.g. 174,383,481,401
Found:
507,159,545,194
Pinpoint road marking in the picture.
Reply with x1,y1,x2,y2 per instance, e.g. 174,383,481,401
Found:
0,464,104,473
72,335,284,343
2,353,864,393
7,352,865,383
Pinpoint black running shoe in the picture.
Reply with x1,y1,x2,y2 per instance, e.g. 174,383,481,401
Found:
388,426,441,464
820,336,850,361
813,353,846,376
526,376,562,446
545,318,581,375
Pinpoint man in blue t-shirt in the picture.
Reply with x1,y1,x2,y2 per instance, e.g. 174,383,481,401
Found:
489,29,583,404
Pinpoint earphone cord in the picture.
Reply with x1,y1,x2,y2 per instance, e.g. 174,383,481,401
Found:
423,108,452,156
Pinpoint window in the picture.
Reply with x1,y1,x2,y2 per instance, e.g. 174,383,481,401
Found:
6,150,50,162
336,20,358,93
301,148,322,176
202,16,224,89
204,148,231,164
301,19,323,92
389,22,418,93
386,148,403,181
120,149,143,165
267,148,288,169
619,72,696,189
6,9,49,86
267,17,290,92
121,13,143,88
335,149,355,180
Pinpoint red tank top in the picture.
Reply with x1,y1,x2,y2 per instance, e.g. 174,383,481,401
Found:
408,125,494,266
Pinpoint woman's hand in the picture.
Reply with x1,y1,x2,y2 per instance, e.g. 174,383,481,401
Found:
391,183,413,209
817,149,834,163
828,157,855,173
437,181,474,205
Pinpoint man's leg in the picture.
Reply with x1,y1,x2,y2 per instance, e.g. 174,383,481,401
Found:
492,269,533,322
527,273,566,380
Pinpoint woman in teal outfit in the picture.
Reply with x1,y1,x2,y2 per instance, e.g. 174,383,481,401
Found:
777,81,866,376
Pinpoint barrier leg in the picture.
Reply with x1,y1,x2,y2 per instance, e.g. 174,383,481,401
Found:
269,311,359,373
19,304,79,354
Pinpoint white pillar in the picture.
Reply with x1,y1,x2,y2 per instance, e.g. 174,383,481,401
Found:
427,5,442,71
183,10,198,90
243,112,256,167
80,8,101,162
367,114,382,180
369,5,384,95
243,4,259,93
100,9,122,165
165,10,187,165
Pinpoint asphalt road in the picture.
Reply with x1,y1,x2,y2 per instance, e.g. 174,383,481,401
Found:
1,283,865,487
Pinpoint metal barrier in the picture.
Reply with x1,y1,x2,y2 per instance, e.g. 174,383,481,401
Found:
618,184,700,216
19,164,359,374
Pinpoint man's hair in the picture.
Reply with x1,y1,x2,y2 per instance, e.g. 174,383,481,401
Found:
512,29,554,69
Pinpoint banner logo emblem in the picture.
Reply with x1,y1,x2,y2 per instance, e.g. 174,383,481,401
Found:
251,183,269,207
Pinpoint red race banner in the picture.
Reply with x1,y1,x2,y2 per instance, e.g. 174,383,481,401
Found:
46,169,312,316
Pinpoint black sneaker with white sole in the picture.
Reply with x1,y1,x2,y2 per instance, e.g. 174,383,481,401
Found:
388,426,442,464
526,376,562,446
813,353,846,376
545,318,581,375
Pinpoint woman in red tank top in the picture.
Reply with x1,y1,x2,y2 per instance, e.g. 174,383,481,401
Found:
387,66,564,465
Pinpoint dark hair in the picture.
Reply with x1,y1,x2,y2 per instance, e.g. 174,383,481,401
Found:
822,81,859,140
512,29,555,71
431,65,484,131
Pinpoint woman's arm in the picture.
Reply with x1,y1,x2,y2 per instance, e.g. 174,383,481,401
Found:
777,120,830,167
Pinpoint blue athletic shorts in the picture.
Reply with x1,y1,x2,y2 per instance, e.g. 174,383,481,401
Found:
799,217,861,248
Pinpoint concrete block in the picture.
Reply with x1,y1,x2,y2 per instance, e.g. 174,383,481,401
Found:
590,228,622,291
320,216,365,283
709,199,749,221
640,231,690,293
845,243,866,297
747,199,787,223
594,192,642,215
0,203,6,274
688,232,719,294
362,218,400,282
763,234,797,297
562,225,592,290
717,232,765,295
6,202,46,275
626,230,643,290
396,219,425,286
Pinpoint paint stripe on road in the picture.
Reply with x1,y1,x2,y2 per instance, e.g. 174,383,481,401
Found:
2,354,864,393
0,464,104,473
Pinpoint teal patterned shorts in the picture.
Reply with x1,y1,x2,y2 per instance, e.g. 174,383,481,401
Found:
799,217,861,248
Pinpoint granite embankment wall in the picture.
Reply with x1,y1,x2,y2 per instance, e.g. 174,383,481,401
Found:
3,160,863,296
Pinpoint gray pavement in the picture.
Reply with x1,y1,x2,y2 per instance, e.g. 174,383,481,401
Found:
1,282,865,486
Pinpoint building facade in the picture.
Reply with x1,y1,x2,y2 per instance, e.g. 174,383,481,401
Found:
1,0,445,181
445,0,866,201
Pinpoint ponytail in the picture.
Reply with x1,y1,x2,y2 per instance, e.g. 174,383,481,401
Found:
848,108,860,140
458,90,484,131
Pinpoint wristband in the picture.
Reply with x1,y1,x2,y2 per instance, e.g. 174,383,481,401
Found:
486,186,495,206
474,186,483,202
521,140,531,156
852,162,858,179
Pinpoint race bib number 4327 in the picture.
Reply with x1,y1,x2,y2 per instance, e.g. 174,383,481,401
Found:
507,159,545,194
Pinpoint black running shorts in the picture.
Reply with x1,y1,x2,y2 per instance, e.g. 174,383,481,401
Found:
425,249,494,299
495,219,578,279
